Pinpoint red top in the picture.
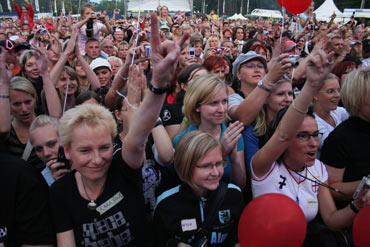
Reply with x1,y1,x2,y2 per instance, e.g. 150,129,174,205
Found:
13,3,34,31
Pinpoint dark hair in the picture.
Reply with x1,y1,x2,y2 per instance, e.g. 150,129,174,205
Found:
242,39,263,54
232,26,245,41
75,90,100,105
178,64,206,86
86,38,99,46
266,105,315,164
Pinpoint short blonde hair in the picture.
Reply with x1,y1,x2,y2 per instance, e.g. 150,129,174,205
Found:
341,67,370,116
9,76,37,99
59,104,117,147
30,115,60,144
183,74,227,126
174,131,224,185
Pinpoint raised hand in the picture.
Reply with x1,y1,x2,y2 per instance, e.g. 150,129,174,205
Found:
150,13,189,87
31,45,48,75
305,50,335,91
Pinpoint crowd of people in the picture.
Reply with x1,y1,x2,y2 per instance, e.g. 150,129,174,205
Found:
1,0,370,246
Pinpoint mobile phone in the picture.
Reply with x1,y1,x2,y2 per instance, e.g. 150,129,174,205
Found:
188,47,195,58
353,177,370,200
145,45,152,57
56,145,70,170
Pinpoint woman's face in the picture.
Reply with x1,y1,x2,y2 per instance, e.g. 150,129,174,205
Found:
47,49,59,63
31,124,59,164
75,62,86,77
179,46,190,68
114,98,130,132
82,7,94,20
108,60,121,75
57,71,78,96
21,6,27,14
64,125,113,182
94,67,112,88
24,56,40,81
235,28,244,40
197,88,228,126
209,38,218,48
224,30,232,39
314,78,341,112
183,69,208,90
266,82,293,115
237,59,266,86
204,29,211,38
161,7,168,16
284,117,320,169
210,66,226,81
9,90,35,124
191,146,224,196
255,47,267,60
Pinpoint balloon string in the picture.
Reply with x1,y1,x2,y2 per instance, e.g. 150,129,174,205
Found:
280,6,285,44
62,82,69,115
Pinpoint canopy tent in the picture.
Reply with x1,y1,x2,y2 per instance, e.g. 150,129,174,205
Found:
314,0,343,22
228,13,247,20
127,0,192,12
250,9,282,19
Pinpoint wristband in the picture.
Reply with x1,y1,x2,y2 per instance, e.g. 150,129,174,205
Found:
183,117,191,127
0,94,9,99
350,200,359,214
148,81,170,95
292,100,307,115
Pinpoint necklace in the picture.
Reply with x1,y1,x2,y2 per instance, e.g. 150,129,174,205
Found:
80,175,105,210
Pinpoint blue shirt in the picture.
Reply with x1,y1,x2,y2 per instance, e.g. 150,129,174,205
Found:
173,123,244,181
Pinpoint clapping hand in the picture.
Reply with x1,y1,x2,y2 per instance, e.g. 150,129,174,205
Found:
221,121,244,156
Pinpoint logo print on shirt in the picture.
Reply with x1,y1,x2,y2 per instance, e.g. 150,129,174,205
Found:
162,110,171,121
218,209,231,224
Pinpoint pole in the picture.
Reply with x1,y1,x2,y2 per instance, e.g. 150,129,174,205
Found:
240,0,243,14
360,0,365,9
247,0,249,15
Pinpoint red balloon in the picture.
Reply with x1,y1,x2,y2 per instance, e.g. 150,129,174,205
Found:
238,193,306,247
353,205,370,246
283,0,312,15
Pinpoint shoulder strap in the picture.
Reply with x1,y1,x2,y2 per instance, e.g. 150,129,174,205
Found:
21,139,32,161
201,182,228,229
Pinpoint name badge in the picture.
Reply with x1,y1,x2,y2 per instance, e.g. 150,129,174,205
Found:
181,218,197,232
96,192,124,215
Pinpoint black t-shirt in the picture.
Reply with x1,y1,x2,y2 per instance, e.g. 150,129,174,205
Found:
50,152,153,246
320,117,370,207
160,102,183,127
0,154,55,246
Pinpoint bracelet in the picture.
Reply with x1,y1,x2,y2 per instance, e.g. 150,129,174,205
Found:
118,73,128,81
339,54,346,57
148,81,171,95
350,200,359,214
0,94,9,99
292,100,307,115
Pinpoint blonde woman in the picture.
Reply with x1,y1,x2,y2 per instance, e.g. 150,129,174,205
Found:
174,74,246,189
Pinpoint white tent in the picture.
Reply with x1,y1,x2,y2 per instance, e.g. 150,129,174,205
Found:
228,13,247,20
314,0,343,22
128,0,192,12
250,9,283,19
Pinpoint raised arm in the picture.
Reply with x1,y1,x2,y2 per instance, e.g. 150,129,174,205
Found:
0,47,11,140
228,54,289,125
32,46,62,117
122,13,188,169
100,15,113,35
252,51,335,177
49,28,77,85
12,0,21,17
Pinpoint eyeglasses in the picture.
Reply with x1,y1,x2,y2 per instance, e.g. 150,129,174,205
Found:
196,161,227,171
242,63,265,69
103,46,114,49
296,131,322,141
319,89,340,95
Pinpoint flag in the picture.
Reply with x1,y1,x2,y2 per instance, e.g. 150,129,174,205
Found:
61,1,65,14
7,0,11,11
35,0,40,12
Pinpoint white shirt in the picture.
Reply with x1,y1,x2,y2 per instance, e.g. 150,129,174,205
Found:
251,159,328,222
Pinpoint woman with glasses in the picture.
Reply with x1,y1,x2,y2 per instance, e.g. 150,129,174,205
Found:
154,131,244,247
313,73,349,158
251,52,370,245
174,74,246,189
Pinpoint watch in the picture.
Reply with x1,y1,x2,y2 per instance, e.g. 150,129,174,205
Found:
257,80,272,92
148,81,171,95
